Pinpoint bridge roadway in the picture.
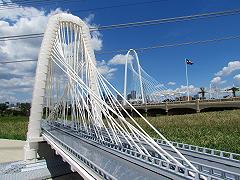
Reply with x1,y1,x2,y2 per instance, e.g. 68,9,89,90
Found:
42,121,240,180
42,123,171,180
122,98,240,114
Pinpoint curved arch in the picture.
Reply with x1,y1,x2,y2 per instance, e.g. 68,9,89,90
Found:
24,13,99,162
123,49,144,105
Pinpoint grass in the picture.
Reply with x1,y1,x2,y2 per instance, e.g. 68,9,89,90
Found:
0,116,28,140
0,109,239,154
137,110,240,154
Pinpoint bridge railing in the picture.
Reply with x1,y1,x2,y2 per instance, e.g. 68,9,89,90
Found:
121,97,240,107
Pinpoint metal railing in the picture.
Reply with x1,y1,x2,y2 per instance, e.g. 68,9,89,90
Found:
43,121,240,180
156,139,240,163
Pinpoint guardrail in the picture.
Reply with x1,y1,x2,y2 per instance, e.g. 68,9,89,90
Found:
43,130,117,180
44,122,240,180
122,97,240,107
156,139,240,163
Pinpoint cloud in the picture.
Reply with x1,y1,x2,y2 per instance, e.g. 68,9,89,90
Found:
215,61,240,76
159,85,199,96
0,1,63,102
175,85,199,94
211,76,226,85
167,81,176,86
97,60,117,79
83,14,103,51
234,74,240,82
108,54,134,65
0,2,107,102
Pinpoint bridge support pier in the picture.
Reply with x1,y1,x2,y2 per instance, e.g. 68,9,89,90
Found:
24,142,38,163
196,99,200,113
165,102,168,115
144,109,148,118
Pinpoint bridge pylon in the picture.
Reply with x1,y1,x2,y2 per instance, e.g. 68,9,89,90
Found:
24,13,101,162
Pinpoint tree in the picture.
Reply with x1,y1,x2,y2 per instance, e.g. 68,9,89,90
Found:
198,87,207,100
20,103,31,116
227,87,239,97
0,103,7,114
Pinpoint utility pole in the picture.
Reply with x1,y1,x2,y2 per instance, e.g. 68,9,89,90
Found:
185,59,190,101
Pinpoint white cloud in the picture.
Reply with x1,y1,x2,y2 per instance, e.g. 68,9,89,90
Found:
234,74,240,82
0,1,63,102
160,85,199,96
108,54,134,65
167,81,176,86
175,85,199,94
83,14,103,51
210,76,226,85
97,60,117,79
215,61,240,76
0,2,107,102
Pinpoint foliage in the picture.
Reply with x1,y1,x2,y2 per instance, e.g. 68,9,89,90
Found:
227,87,240,97
0,103,31,116
198,87,207,99
0,116,28,140
0,103,8,113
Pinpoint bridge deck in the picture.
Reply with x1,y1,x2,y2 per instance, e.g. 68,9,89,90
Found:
43,125,170,180
42,122,240,180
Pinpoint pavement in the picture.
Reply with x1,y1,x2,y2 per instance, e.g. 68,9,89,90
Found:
0,139,25,163
0,139,83,179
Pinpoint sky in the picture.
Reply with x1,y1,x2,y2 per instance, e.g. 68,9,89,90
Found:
1,0,240,102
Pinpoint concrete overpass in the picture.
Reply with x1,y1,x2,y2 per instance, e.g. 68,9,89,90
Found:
123,97,240,116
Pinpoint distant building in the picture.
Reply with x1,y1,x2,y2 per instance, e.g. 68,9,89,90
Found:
127,93,132,100
176,96,193,101
131,90,136,99
193,94,199,100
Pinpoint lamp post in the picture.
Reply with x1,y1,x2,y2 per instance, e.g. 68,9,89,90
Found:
185,59,190,101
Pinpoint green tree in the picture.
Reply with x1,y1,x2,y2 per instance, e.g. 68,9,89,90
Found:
227,87,239,97
20,103,31,116
198,87,207,100
0,103,7,115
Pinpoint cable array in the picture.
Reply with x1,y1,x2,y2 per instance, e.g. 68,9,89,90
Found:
40,14,199,172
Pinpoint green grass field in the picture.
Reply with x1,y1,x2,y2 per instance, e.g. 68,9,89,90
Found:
136,110,240,154
0,116,28,140
0,109,239,153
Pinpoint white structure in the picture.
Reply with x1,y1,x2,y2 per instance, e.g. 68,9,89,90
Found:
24,13,101,162
24,13,198,172
124,49,145,105
123,49,176,105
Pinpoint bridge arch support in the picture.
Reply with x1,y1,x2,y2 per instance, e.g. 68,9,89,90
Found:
24,13,99,162
123,49,144,105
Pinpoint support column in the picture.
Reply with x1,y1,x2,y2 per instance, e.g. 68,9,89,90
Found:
196,99,200,113
165,102,168,115
144,108,148,118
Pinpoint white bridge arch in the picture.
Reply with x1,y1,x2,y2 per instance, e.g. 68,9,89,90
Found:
24,13,101,162
24,13,198,173
123,49,176,106
124,49,145,105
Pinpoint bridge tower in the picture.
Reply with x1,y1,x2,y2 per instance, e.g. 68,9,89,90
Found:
123,49,145,105
24,13,102,162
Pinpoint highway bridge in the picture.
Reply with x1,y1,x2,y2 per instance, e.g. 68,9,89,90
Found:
123,98,240,115
1,13,239,180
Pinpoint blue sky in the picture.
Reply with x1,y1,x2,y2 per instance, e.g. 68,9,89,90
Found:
62,0,240,90
1,0,240,102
